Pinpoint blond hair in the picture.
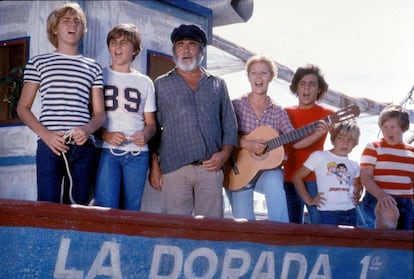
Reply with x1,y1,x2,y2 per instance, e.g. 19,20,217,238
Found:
330,120,360,145
246,55,277,80
47,3,87,48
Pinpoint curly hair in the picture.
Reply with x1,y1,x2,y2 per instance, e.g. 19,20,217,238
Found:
289,64,329,101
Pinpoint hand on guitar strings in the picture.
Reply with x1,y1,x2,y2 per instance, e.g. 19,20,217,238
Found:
242,138,267,155
314,120,332,138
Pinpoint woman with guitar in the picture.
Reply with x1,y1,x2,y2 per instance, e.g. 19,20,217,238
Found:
283,65,335,224
226,56,330,222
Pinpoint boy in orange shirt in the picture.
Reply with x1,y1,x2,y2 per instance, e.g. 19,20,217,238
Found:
284,64,334,224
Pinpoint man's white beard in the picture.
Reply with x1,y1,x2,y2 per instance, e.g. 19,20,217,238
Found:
174,53,204,72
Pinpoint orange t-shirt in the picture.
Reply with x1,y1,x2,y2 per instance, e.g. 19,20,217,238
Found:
283,105,335,182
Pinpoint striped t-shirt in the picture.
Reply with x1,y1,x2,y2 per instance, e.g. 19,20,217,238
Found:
360,139,414,198
23,52,103,131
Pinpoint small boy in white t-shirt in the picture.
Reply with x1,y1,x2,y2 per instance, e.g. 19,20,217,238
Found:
293,120,361,226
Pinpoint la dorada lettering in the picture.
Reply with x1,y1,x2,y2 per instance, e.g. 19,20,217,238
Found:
53,238,338,278
150,244,332,278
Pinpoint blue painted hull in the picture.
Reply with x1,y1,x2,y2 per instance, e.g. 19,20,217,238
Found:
1,200,412,278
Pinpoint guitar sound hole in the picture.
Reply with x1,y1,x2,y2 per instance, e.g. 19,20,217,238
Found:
250,151,268,161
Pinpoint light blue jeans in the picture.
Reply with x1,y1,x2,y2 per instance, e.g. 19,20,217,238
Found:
227,168,289,222
94,149,149,210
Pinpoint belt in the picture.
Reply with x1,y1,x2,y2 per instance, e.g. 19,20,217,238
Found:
190,160,203,166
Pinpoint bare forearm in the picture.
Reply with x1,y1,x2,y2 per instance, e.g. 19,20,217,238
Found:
293,178,313,204
361,174,384,199
293,132,322,149
83,112,106,136
143,123,157,143
17,107,49,139
220,144,234,160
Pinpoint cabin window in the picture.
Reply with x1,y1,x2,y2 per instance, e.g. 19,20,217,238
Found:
147,50,175,81
0,37,29,124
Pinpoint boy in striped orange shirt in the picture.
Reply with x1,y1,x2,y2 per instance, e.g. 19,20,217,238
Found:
360,104,413,230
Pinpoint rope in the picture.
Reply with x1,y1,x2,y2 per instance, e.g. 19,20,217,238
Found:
60,130,95,206
61,130,76,204
59,131,141,205
110,147,141,156
109,136,141,156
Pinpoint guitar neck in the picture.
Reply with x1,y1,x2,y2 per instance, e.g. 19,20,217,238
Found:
266,117,329,151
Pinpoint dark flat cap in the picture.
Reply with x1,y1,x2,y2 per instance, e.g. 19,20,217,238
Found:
170,24,207,46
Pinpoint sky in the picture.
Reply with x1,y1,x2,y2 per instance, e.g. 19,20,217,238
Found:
210,0,414,158
213,0,414,104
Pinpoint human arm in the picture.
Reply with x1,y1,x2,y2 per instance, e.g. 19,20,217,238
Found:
147,97,162,191
203,144,234,172
352,176,363,204
17,81,69,156
293,166,326,207
70,87,105,145
239,137,267,155
129,112,157,147
360,165,397,208
149,152,163,191
292,120,331,149
202,81,237,171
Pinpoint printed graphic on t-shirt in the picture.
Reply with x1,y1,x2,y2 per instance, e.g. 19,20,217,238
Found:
326,161,352,188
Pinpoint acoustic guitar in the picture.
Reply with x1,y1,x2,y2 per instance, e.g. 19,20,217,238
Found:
223,105,360,191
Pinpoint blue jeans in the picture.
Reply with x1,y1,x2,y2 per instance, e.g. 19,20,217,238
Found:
36,139,95,204
227,168,289,222
284,181,320,224
319,208,356,226
94,149,149,210
360,192,413,230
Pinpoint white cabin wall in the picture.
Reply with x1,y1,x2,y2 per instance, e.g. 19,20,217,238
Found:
0,0,210,213
0,1,64,201
0,126,37,200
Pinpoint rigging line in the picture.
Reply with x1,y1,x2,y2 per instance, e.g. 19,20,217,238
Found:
399,85,414,106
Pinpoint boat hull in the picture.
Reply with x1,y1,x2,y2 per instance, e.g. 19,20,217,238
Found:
0,200,412,278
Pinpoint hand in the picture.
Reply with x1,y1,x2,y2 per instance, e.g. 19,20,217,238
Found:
129,131,147,147
352,188,363,205
308,192,326,208
202,151,228,172
249,139,267,155
314,120,330,137
71,127,89,145
149,163,163,191
102,131,126,146
376,192,397,209
42,130,69,156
